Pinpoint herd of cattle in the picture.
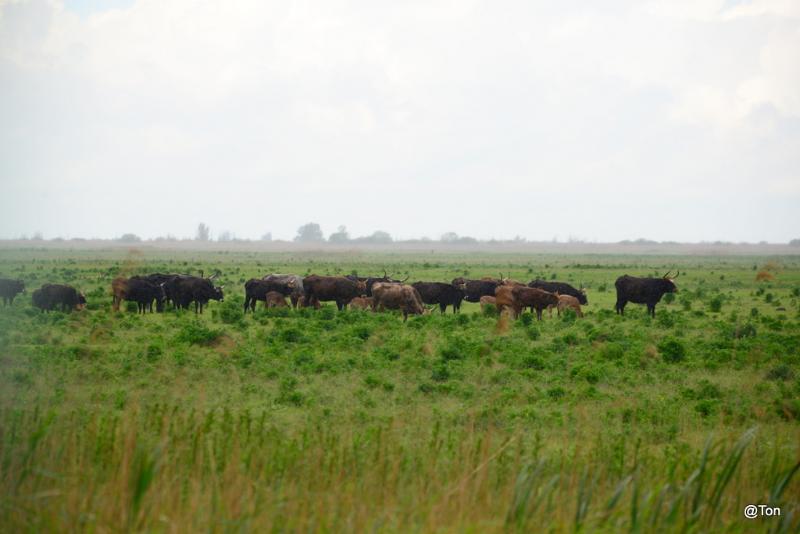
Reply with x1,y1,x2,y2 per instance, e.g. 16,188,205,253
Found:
0,271,680,320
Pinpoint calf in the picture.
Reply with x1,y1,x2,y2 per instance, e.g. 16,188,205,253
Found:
349,296,374,310
264,291,288,308
548,294,583,318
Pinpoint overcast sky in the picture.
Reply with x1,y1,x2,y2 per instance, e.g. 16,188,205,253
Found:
1,0,798,242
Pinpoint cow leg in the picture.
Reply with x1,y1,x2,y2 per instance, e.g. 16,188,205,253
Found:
648,304,656,318
536,307,543,321
440,303,447,314
243,296,250,313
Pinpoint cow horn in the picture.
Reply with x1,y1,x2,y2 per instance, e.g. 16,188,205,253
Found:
672,270,680,279
662,270,671,279
401,275,409,283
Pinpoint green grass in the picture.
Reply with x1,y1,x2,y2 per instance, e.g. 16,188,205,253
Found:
1,249,799,532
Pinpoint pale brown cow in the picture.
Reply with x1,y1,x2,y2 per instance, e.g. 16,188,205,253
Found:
479,295,497,312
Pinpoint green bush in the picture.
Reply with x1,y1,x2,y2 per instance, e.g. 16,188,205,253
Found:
766,364,794,381
658,338,686,363
709,296,723,313
175,321,220,345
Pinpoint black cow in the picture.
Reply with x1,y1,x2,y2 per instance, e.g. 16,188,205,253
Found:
32,284,86,312
451,277,501,303
165,276,224,313
615,271,678,317
244,278,293,313
528,280,587,305
303,275,366,310
0,278,25,306
126,277,166,313
411,282,464,313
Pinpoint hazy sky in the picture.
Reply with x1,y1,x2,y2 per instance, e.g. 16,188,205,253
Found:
1,0,799,242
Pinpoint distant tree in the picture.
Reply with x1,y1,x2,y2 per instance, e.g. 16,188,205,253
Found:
364,230,393,243
440,232,459,243
790,239,800,246
117,233,141,243
295,222,324,242
217,230,233,242
457,235,478,244
261,232,273,242
32,232,43,241
196,223,210,241
329,225,350,243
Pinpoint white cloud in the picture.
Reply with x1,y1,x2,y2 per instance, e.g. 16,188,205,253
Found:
0,0,798,241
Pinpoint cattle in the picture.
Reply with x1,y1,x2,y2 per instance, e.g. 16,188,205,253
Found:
411,282,464,313
452,277,502,303
511,286,559,320
264,291,288,308
164,275,224,313
548,294,584,318
112,276,166,313
529,279,587,305
615,271,678,317
244,278,294,313
262,274,303,307
0,278,25,306
493,285,517,317
349,296,374,310
479,295,497,312
371,282,426,321
303,275,367,310
32,284,86,312
350,271,408,296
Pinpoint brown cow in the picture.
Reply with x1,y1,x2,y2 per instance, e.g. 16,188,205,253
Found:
349,296,374,310
265,291,288,308
512,286,559,320
494,285,519,317
371,282,426,321
112,276,127,312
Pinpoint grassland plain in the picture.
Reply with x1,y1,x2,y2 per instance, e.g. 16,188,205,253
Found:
0,248,799,532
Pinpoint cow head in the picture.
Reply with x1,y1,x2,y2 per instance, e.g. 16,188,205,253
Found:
77,292,87,309
578,283,588,305
213,286,225,301
356,280,367,296
662,270,679,293
451,277,467,290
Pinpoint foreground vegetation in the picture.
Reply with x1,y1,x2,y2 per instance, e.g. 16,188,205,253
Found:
1,249,799,532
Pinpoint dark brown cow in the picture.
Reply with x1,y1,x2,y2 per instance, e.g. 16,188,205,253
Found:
32,284,86,312
303,275,366,311
512,286,559,320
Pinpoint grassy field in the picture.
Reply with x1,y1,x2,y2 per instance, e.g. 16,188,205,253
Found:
1,248,799,532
